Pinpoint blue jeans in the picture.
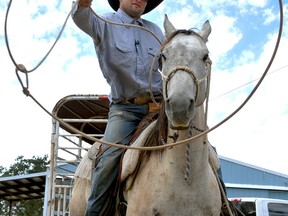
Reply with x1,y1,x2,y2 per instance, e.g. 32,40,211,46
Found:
85,103,149,216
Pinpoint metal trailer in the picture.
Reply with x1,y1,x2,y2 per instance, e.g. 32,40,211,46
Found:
45,94,109,216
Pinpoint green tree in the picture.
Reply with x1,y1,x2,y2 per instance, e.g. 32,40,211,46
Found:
0,155,49,216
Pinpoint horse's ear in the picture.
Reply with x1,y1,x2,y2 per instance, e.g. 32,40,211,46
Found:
164,14,176,37
199,20,211,43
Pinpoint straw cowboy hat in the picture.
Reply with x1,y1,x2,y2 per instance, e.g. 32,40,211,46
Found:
108,0,163,14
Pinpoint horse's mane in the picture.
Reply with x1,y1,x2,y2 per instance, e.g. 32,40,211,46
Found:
140,102,168,159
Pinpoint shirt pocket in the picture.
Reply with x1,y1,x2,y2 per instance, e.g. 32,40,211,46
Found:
111,40,134,69
115,40,132,53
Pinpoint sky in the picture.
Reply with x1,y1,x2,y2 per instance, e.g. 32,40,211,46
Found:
0,0,288,176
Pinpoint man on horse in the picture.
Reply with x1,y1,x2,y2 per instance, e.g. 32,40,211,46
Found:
72,0,164,215
72,0,229,215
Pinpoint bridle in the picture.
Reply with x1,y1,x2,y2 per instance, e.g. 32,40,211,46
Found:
158,29,212,109
158,41,213,182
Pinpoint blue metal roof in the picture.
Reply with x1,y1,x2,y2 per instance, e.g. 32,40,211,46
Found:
220,156,288,200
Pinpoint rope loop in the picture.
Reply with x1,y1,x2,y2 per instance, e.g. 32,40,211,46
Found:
15,64,30,96
3,0,284,151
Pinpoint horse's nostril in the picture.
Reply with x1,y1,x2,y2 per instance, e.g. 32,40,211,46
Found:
189,99,195,109
165,98,170,108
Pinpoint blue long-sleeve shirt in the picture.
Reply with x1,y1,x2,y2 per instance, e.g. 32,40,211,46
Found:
72,3,164,103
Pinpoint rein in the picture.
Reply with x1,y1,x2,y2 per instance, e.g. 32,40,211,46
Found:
4,0,284,151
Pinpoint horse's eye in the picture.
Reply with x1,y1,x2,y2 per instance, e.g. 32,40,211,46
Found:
203,54,209,62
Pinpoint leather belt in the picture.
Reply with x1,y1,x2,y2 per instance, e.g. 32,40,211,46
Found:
120,94,162,105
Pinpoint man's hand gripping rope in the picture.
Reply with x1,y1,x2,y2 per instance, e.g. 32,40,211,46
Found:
77,0,92,7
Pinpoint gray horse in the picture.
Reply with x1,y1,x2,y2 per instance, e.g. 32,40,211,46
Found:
122,15,221,216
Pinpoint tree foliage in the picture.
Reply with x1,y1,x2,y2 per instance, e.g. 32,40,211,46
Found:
0,155,49,216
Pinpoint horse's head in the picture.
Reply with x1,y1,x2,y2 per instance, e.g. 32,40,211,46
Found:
161,15,212,130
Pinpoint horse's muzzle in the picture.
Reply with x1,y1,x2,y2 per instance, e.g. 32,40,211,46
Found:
165,97,195,130
166,110,193,130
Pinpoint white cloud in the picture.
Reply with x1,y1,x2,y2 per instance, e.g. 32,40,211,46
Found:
191,0,268,12
239,0,268,7
163,7,198,30
208,19,288,174
209,15,242,65
263,8,277,25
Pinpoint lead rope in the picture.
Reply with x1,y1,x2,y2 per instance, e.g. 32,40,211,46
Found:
204,58,234,216
204,58,212,127
184,129,192,180
203,61,235,216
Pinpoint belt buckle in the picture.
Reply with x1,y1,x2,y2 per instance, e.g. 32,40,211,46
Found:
134,94,149,105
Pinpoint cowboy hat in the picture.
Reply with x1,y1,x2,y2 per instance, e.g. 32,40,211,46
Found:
108,0,163,14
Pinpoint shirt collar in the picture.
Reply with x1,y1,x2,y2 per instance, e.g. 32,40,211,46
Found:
116,9,144,26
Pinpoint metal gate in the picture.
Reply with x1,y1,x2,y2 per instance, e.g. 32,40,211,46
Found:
45,95,109,216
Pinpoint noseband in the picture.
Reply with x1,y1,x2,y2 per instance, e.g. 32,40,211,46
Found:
162,58,212,107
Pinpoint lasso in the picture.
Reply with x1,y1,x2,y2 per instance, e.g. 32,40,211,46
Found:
4,0,284,151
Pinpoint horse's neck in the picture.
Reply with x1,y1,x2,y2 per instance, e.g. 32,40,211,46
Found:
166,105,209,174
